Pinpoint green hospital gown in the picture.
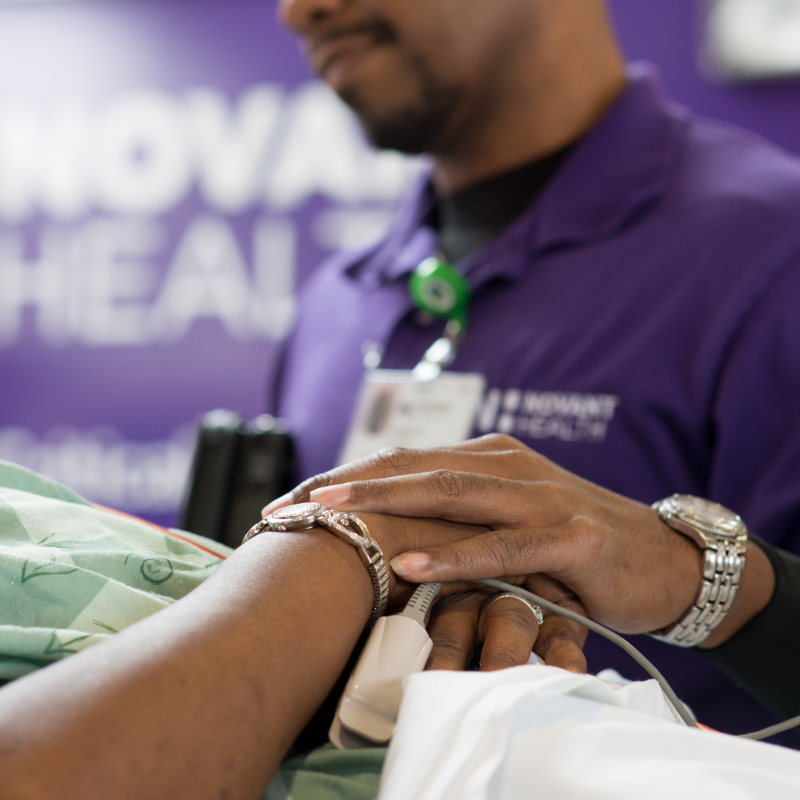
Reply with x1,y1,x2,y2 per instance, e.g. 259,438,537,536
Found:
0,460,385,800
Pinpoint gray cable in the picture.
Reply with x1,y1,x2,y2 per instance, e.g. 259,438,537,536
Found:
478,579,800,740
477,579,700,729
739,716,800,740
391,578,799,739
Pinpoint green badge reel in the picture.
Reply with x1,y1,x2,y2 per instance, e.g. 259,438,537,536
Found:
338,255,484,465
408,256,471,380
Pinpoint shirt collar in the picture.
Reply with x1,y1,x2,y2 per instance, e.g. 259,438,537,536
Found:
347,63,688,288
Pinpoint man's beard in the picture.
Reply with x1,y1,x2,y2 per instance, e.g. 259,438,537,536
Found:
338,57,461,154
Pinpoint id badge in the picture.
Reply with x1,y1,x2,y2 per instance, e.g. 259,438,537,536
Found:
338,370,486,466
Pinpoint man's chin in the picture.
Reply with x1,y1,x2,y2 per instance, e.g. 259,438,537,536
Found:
339,89,456,155
358,115,435,154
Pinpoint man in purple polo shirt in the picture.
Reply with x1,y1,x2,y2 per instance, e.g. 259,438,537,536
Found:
271,0,800,740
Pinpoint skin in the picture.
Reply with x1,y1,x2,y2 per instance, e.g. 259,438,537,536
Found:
0,1,780,795
265,434,777,663
274,0,629,672
426,588,586,674
271,0,778,667
0,512,512,800
278,0,627,193
0,7,630,795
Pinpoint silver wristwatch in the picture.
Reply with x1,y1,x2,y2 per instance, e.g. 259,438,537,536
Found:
649,495,748,648
243,502,391,627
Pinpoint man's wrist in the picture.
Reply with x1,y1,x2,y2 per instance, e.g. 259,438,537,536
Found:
646,496,749,647
660,541,703,631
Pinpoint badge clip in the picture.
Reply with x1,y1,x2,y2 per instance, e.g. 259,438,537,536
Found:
409,257,470,381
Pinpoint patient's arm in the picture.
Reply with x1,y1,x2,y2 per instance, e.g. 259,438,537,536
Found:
0,515,456,800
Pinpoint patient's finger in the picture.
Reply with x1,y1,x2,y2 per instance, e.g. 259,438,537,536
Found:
477,593,539,672
533,616,587,674
524,573,588,673
424,592,485,671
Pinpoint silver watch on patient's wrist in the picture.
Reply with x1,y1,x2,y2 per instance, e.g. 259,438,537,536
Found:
648,495,748,648
243,502,391,627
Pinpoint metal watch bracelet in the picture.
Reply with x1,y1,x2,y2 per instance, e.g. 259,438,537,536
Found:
243,503,391,627
648,496,747,648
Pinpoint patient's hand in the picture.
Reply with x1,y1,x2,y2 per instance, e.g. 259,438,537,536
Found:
331,511,589,673
423,586,587,674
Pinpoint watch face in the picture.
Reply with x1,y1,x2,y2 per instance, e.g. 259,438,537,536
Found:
267,502,323,531
270,502,321,520
672,496,742,533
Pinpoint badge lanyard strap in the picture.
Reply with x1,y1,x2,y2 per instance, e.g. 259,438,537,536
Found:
408,256,471,380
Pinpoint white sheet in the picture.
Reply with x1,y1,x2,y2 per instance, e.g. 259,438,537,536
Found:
378,665,800,800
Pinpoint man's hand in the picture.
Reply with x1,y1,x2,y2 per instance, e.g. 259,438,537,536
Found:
265,434,705,636
354,513,587,672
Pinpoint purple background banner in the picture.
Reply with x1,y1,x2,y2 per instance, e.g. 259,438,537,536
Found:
0,0,419,523
1,0,799,526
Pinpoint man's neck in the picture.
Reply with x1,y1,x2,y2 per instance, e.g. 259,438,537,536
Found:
430,5,627,195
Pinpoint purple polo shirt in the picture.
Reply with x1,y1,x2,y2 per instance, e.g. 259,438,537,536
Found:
271,64,800,741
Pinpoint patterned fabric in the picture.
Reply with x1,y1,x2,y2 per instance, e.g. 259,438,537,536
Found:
268,747,385,800
0,460,385,799
0,460,231,680
9,459,794,795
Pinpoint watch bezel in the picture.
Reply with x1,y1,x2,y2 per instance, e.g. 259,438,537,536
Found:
657,495,747,549
649,494,749,646
266,501,325,531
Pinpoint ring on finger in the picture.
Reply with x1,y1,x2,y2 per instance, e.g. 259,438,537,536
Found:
485,592,543,626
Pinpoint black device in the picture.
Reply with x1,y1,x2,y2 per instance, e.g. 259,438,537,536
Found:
179,410,294,549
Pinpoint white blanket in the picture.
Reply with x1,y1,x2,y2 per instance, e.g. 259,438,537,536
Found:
379,665,800,800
